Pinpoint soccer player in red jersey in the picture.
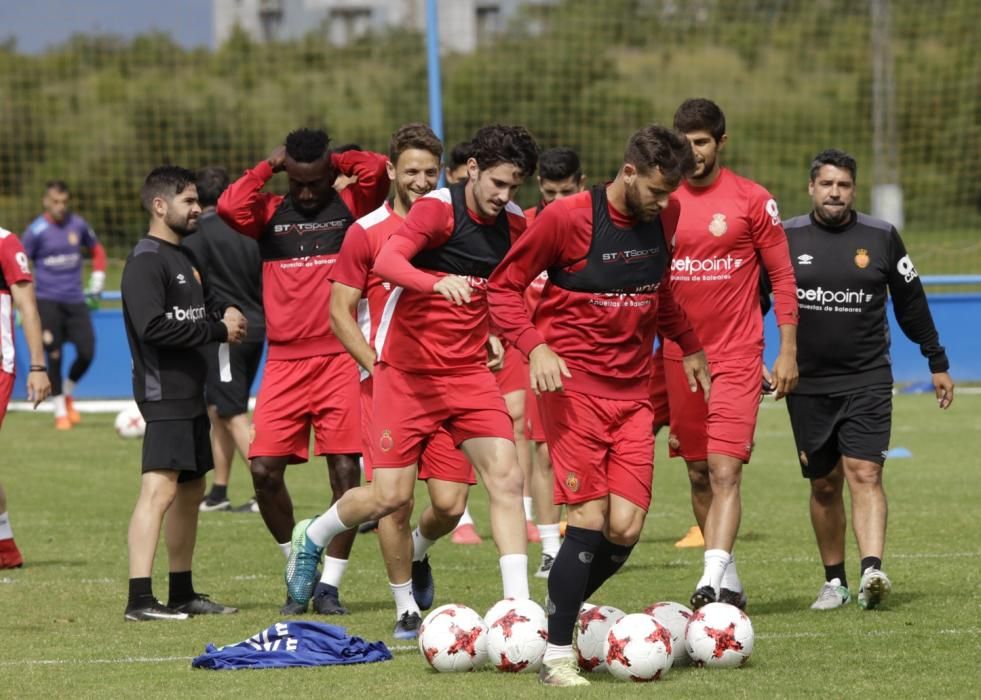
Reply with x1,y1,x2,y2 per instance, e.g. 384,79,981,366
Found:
218,128,389,615
0,226,51,569
663,99,799,610
329,123,476,638
489,125,710,687
522,147,587,578
286,124,539,608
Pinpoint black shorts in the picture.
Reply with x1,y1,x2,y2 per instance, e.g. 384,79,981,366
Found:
37,299,94,351
142,414,214,482
204,340,263,418
786,386,892,479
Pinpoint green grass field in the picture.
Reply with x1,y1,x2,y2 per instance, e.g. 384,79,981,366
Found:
1,393,979,698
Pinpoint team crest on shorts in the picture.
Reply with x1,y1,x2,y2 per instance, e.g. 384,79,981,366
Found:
854,248,870,269
565,473,580,492
379,429,394,453
708,213,728,237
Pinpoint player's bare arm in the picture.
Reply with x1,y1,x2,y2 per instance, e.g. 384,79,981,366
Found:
932,371,954,409
528,343,571,394
267,144,287,173
682,349,712,401
433,274,472,306
330,281,376,375
770,324,798,400
10,280,51,408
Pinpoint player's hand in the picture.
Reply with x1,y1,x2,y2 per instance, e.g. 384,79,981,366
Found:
769,350,798,400
932,371,954,409
486,334,505,371
267,145,288,173
529,343,571,394
222,307,247,344
26,370,51,409
682,349,711,401
433,275,472,306
761,363,775,399
333,173,359,192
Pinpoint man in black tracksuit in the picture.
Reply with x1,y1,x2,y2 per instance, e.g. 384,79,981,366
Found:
121,166,247,621
781,148,954,612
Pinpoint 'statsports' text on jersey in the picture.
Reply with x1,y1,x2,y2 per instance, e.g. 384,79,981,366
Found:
663,168,797,361
372,182,526,374
217,151,389,360
121,236,231,420
21,213,106,303
489,186,701,400
783,211,948,394
0,228,33,375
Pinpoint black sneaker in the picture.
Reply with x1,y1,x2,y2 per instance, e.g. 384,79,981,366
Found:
170,593,238,615
719,587,748,611
281,593,308,615
411,555,435,610
199,496,231,512
690,585,717,610
231,498,260,513
393,611,422,640
124,599,189,622
358,520,379,533
312,583,348,615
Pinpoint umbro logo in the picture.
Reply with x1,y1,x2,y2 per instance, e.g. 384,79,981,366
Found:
797,254,814,265
176,273,187,284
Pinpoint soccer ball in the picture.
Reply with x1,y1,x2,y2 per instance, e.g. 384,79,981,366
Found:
575,603,625,672
644,601,694,666
484,598,547,672
603,613,674,682
685,602,755,668
114,403,146,439
418,604,489,672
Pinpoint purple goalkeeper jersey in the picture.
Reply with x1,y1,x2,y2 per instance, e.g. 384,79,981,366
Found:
22,213,98,303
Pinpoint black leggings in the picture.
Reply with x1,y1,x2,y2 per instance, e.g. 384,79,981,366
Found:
37,300,95,396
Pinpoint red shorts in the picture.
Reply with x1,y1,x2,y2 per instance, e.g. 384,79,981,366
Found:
371,363,512,470
540,389,654,510
360,377,475,484
0,371,13,428
524,390,546,442
664,355,761,463
649,346,670,430
249,354,360,463
494,344,528,396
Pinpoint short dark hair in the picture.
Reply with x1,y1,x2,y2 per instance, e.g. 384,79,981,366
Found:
624,125,695,183
809,148,858,182
195,167,230,208
141,166,196,213
45,179,69,195
673,98,727,142
447,141,472,170
285,128,330,163
539,147,582,182
469,124,538,176
390,123,443,164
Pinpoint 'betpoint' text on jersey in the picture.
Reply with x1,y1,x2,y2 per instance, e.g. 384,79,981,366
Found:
669,254,744,281
796,286,873,313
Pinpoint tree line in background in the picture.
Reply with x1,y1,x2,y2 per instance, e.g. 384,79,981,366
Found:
0,0,977,268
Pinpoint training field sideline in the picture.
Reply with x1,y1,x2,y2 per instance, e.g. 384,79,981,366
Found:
1,393,978,697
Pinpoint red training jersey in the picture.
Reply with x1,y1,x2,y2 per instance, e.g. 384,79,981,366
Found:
217,150,389,360
662,167,797,361
373,188,526,375
489,188,700,400
0,228,34,375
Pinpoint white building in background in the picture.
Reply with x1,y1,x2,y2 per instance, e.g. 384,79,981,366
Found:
213,0,554,53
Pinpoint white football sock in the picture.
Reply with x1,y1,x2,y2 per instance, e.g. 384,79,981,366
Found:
538,523,561,557
543,643,575,663
499,553,529,599
412,527,436,562
277,541,291,559
305,505,349,546
697,549,732,595
390,579,420,618
319,556,348,587
523,496,534,521
455,504,474,528
53,394,67,418
0,512,12,540
721,553,743,592
64,379,77,397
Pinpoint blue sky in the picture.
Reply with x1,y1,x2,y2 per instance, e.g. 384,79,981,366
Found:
0,0,213,53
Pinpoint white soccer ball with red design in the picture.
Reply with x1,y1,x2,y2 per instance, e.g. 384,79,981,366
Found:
484,598,547,672
114,403,146,439
418,604,489,672
575,603,625,672
685,602,754,668
644,601,694,666
603,613,674,682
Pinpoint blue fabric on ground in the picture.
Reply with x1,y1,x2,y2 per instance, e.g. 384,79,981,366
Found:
191,621,392,670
